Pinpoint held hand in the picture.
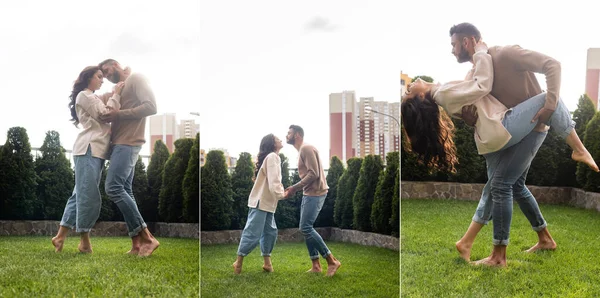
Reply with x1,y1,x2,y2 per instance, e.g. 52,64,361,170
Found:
114,82,125,95
100,106,119,123
531,107,554,125
461,104,478,126
474,38,488,52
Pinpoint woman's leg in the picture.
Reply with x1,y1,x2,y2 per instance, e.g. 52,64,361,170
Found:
52,189,76,252
74,148,104,253
234,205,268,274
502,93,598,171
260,212,277,272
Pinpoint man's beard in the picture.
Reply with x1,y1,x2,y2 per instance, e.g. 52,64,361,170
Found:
109,72,121,83
456,47,470,63
286,136,296,145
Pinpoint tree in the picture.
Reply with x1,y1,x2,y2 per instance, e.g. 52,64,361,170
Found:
183,133,200,223
411,75,434,83
448,119,486,183
230,152,254,229
132,156,150,218
353,155,383,232
575,95,598,187
315,156,344,227
34,131,74,220
579,112,600,192
200,150,234,230
0,127,38,219
276,168,302,229
334,157,363,229
280,153,291,188
145,140,170,222
527,130,561,186
371,152,399,235
390,176,400,237
573,94,596,136
158,138,194,222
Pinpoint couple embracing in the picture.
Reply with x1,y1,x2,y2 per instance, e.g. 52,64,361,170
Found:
51,59,159,256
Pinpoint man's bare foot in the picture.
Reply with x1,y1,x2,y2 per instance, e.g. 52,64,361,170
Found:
326,260,341,277
525,240,557,253
126,248,140,255
572,150,599,172
138,238,160,257
77,243,93,254
455,240,472,261
51,236,64,253
306,268,322,273
471,257,506,267
233,262,242,275
262,265,274,272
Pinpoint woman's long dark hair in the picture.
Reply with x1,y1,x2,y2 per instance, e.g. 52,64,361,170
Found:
69,66,100,127
255,134,277,179
401,92,458,173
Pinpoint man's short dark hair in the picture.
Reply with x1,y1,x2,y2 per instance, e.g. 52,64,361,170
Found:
449,23,481,41
98,59,118,69
289,125,304,138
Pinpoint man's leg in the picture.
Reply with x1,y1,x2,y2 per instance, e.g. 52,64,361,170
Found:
473,130,549,267
509,131,557,252
105,145,158,256
299,195,341,276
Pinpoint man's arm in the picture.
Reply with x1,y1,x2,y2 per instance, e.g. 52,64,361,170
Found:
117,74,157,120
288,147,319,193
505,45,561,123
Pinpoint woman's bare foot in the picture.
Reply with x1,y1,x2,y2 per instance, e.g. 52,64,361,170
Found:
77,242,93,254
326,259,342,277
572,150,599,172
262,265,274,272
471,256,506,267
51,236,64,253
455,240,472,261
138,238,160,257
306,268,322,273
525,240,557,253
233,261,242,275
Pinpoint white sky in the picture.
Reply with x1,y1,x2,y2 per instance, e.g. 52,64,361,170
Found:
0,1,200,159
3,1,596,169
199,1,401,169
200,0,599,169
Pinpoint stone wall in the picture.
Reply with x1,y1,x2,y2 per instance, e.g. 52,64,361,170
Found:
201,227,399,251
0,221,199,239
401,181,600,212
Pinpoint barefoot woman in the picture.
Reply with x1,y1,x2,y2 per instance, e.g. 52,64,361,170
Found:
52,66,123,253
233,134,288,274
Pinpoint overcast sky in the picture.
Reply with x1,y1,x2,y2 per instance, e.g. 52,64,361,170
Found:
2,1,597,169
0,0,200,161
200,0,599,169
199,1,401,169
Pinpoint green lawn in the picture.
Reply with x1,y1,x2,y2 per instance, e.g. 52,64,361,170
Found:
402,199,600,297
0,236,199,297
201,242,399,298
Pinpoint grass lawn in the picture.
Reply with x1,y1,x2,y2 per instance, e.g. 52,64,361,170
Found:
0,236,199,297
201,242,399,298
402,199,600,297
